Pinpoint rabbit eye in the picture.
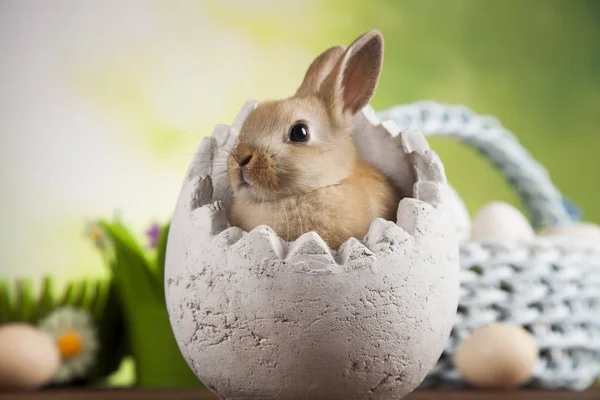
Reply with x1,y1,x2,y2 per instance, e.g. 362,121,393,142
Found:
289,123,310,143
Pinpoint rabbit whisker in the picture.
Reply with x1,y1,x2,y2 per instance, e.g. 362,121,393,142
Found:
188,162,230,167
162,152,229,160
266,133,276,155
165,129,235,153
222,183,233,201
207,137,235,154
167,129,204,141
279,197,290,242
260,192,266,223
288,189,303,237
269,190,281,238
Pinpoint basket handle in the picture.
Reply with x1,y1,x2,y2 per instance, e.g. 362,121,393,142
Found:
375,100,574,229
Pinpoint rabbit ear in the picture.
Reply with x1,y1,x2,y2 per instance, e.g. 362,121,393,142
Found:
296,45,345,97
320,30,384,118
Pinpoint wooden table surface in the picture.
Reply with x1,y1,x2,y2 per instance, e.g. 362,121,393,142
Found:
1,388,598,400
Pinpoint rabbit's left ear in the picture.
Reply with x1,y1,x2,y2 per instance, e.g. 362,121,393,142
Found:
296,45,345,97
319,30,384,118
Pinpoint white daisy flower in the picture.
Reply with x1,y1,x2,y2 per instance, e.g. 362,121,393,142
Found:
38,306,99,384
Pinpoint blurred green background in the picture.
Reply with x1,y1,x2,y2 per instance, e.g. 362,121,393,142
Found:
211,0,600,224
1,0,599,387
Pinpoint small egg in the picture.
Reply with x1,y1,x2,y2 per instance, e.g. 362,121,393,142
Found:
0,323,60,391
454,323,539,389
538,221,600,249
471,201,535,242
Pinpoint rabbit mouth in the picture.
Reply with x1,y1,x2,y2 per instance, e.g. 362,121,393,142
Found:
238,169,250,188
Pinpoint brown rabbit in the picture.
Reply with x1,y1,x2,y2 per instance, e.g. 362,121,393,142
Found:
227,30,401,250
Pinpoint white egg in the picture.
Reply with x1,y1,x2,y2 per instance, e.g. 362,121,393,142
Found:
454,323,539,389
0,323,60,390
471,201,535,242
539,221,600,249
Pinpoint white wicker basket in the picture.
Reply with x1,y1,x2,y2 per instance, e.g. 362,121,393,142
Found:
376,101,600,391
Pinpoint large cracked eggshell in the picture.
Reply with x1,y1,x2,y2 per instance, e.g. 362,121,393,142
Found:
355,106,471,244
165,101,460,400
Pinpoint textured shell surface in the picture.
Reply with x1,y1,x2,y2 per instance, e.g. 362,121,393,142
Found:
165,100,460,400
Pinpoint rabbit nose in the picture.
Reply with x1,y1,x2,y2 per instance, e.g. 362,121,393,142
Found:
239,154,253,167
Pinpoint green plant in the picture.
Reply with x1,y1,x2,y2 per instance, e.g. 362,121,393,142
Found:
0,276,127,383
93,218,202,388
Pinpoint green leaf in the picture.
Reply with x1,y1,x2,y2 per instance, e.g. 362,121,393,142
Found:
155,221,171,295
59,281,78,306
74,279,90,308
16,278,36,323
0,279,15,324
38,276,56,320
99,221,162,297
92,280,110,322
92,217,201,387
98,220,147,259
81,279,97,311
62,280,86,307
87,280,129,381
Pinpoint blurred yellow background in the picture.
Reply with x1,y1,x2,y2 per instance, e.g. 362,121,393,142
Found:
1,0,599,282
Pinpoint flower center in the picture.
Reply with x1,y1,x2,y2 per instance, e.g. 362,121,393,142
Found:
57,330,83,359
90,228,104,244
